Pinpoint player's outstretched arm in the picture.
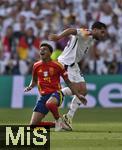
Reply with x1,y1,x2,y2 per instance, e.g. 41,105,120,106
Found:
24,77,37,92
64,79,87,105
49,28,77,41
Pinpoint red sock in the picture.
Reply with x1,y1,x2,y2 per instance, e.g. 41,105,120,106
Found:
37,121,55,128
46,102,60,120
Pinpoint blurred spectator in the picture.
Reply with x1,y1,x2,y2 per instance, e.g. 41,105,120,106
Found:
2,25,14,53
4,52,19,75
0,50,6,74
88,44,108,75
99,1,113,26
108,60,119,74
19,60,28,75
17,27,40,60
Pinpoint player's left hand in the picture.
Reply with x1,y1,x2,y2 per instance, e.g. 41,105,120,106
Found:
24,86,33,92
77,94,87,105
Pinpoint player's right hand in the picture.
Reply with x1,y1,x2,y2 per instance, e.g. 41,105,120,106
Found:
77,95,87,105
24,86,32,92
49,34,59,41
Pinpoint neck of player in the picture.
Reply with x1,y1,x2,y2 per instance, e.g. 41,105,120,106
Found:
41,57,52,62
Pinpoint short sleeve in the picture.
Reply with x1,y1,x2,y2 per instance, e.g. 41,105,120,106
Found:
55,61,68,80
60,67,68,80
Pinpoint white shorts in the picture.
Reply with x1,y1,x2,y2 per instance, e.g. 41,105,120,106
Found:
60,62,85,83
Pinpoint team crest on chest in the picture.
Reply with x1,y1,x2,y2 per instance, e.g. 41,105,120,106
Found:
43,71,48,77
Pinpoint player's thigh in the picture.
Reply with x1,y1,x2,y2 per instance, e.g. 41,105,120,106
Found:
46,91,63,106
47,97,57,104
68,65,87,95
30,111,45,125
33,95,50,116
68,64,85,83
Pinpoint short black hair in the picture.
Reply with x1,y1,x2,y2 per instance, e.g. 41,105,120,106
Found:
91,21,107,30
40,43,53,53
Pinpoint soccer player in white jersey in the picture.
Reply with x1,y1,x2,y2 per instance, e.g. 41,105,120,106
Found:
49,22,107,130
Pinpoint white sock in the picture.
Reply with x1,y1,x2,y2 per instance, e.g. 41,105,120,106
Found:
67,96,82,119
62,87,73,96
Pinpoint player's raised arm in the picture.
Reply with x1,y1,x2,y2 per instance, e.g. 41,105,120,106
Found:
49,28,77,41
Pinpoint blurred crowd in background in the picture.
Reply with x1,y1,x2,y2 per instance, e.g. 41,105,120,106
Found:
0,0,122,75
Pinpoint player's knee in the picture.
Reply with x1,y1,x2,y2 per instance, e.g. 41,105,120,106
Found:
29,122,36,127
78,87,87,96
46,101,53,109
79,84,87,96
46,98,58,107
45,101,50,108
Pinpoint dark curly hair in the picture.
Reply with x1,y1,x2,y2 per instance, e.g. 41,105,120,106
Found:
92,21,107,29
40,43,53,53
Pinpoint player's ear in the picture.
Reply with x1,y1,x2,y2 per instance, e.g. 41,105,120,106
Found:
49,51,52,56
93,28,97,32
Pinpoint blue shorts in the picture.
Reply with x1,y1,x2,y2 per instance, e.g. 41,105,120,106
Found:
33,91,63,115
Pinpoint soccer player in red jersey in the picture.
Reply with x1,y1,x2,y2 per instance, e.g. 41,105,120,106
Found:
24,43,85,131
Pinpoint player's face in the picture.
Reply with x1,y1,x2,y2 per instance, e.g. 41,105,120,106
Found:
39,46,51,60
92,27,107,40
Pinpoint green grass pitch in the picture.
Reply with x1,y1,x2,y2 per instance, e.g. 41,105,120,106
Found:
0,108,122,150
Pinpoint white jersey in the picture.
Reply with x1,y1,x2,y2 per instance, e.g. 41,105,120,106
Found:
58,28,95,65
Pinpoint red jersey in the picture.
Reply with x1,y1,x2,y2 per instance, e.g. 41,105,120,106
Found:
32,60,68,95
